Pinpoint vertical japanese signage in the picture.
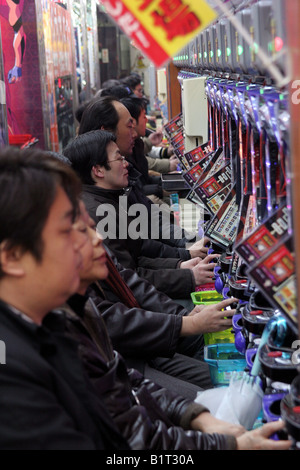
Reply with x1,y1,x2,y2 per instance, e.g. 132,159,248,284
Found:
38,0,75,151
98,0,217,67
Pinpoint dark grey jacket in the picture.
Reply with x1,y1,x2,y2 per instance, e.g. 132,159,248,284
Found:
82,184,195,299
0,299,129,450
65,294,237,450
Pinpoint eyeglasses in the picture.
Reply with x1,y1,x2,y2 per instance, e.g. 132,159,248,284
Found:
108,155,127,164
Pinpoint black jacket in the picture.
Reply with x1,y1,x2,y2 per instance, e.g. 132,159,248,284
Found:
116,164,192,248
82,184,195,299
64,294,237,450
128,165,196,247
0,299,129,450
88,275,185,366
127,137,163,197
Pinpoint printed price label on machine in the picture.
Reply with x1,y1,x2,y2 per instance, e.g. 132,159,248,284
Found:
235,205,290,267
247,235,297,334
205,185,240,251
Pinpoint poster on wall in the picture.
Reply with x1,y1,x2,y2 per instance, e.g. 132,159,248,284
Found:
0,0,44,147
38,0,75,151
49,0,74,79
0,0,76,151
49,0,75,151
0,24,8,148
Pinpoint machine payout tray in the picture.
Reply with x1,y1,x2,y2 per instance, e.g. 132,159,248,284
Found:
161,173,190,191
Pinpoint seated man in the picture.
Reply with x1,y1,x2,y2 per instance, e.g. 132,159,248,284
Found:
63,200,291,451
76,94,201,248
120,96,179,199
0,147,128,450
120,96,167,204
121,73,144,98
63,129,215,301
87,245,229,391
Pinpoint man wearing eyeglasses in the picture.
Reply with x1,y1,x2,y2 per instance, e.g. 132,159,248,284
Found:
63,129,217,302
121,74,144,99
77,95,207,253
0,146,129,449
63,129,235,392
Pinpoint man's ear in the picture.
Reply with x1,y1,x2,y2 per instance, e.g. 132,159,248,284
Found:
91,165,104,180
0,242,26,277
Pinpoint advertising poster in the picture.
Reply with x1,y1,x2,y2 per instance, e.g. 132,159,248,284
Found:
50,0,75,151
0,0,44,146
39,0,58,150
99,0,217,67
0,24,8,148
0,0,75,151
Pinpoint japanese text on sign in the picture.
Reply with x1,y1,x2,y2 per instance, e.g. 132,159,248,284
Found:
99,0,217,67
138,0,201,40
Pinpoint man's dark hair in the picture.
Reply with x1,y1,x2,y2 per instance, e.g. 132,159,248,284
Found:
100,85,133,100
75,102,90,123
101,79,120,89
120,97,146,122
0,147,81,274
78,96,120,135
47,151,72,166
63,130,116,185
121,75,141,91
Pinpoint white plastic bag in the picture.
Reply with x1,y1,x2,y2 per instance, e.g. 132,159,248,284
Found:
195,372,263,430
195,387,228,416
215,372,263,430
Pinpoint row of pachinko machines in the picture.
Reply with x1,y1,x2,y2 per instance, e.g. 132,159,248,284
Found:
162,72,300,447
173,0,287,79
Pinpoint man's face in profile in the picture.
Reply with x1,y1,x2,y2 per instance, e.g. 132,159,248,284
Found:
113,101,136,157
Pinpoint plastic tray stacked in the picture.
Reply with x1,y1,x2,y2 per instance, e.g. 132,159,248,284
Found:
191,290,235,345
204,343,247,386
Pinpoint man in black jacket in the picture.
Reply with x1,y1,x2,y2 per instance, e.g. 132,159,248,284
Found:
62,200,291,451
86,246,233,392
120,96,166,203
76,94,204,249
0,147,129,450
63,129,226,386
63,129,216,301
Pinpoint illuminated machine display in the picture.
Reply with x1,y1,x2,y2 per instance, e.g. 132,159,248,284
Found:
165,0,300,445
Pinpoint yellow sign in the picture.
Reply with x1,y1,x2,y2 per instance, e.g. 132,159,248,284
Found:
99,0,217,67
